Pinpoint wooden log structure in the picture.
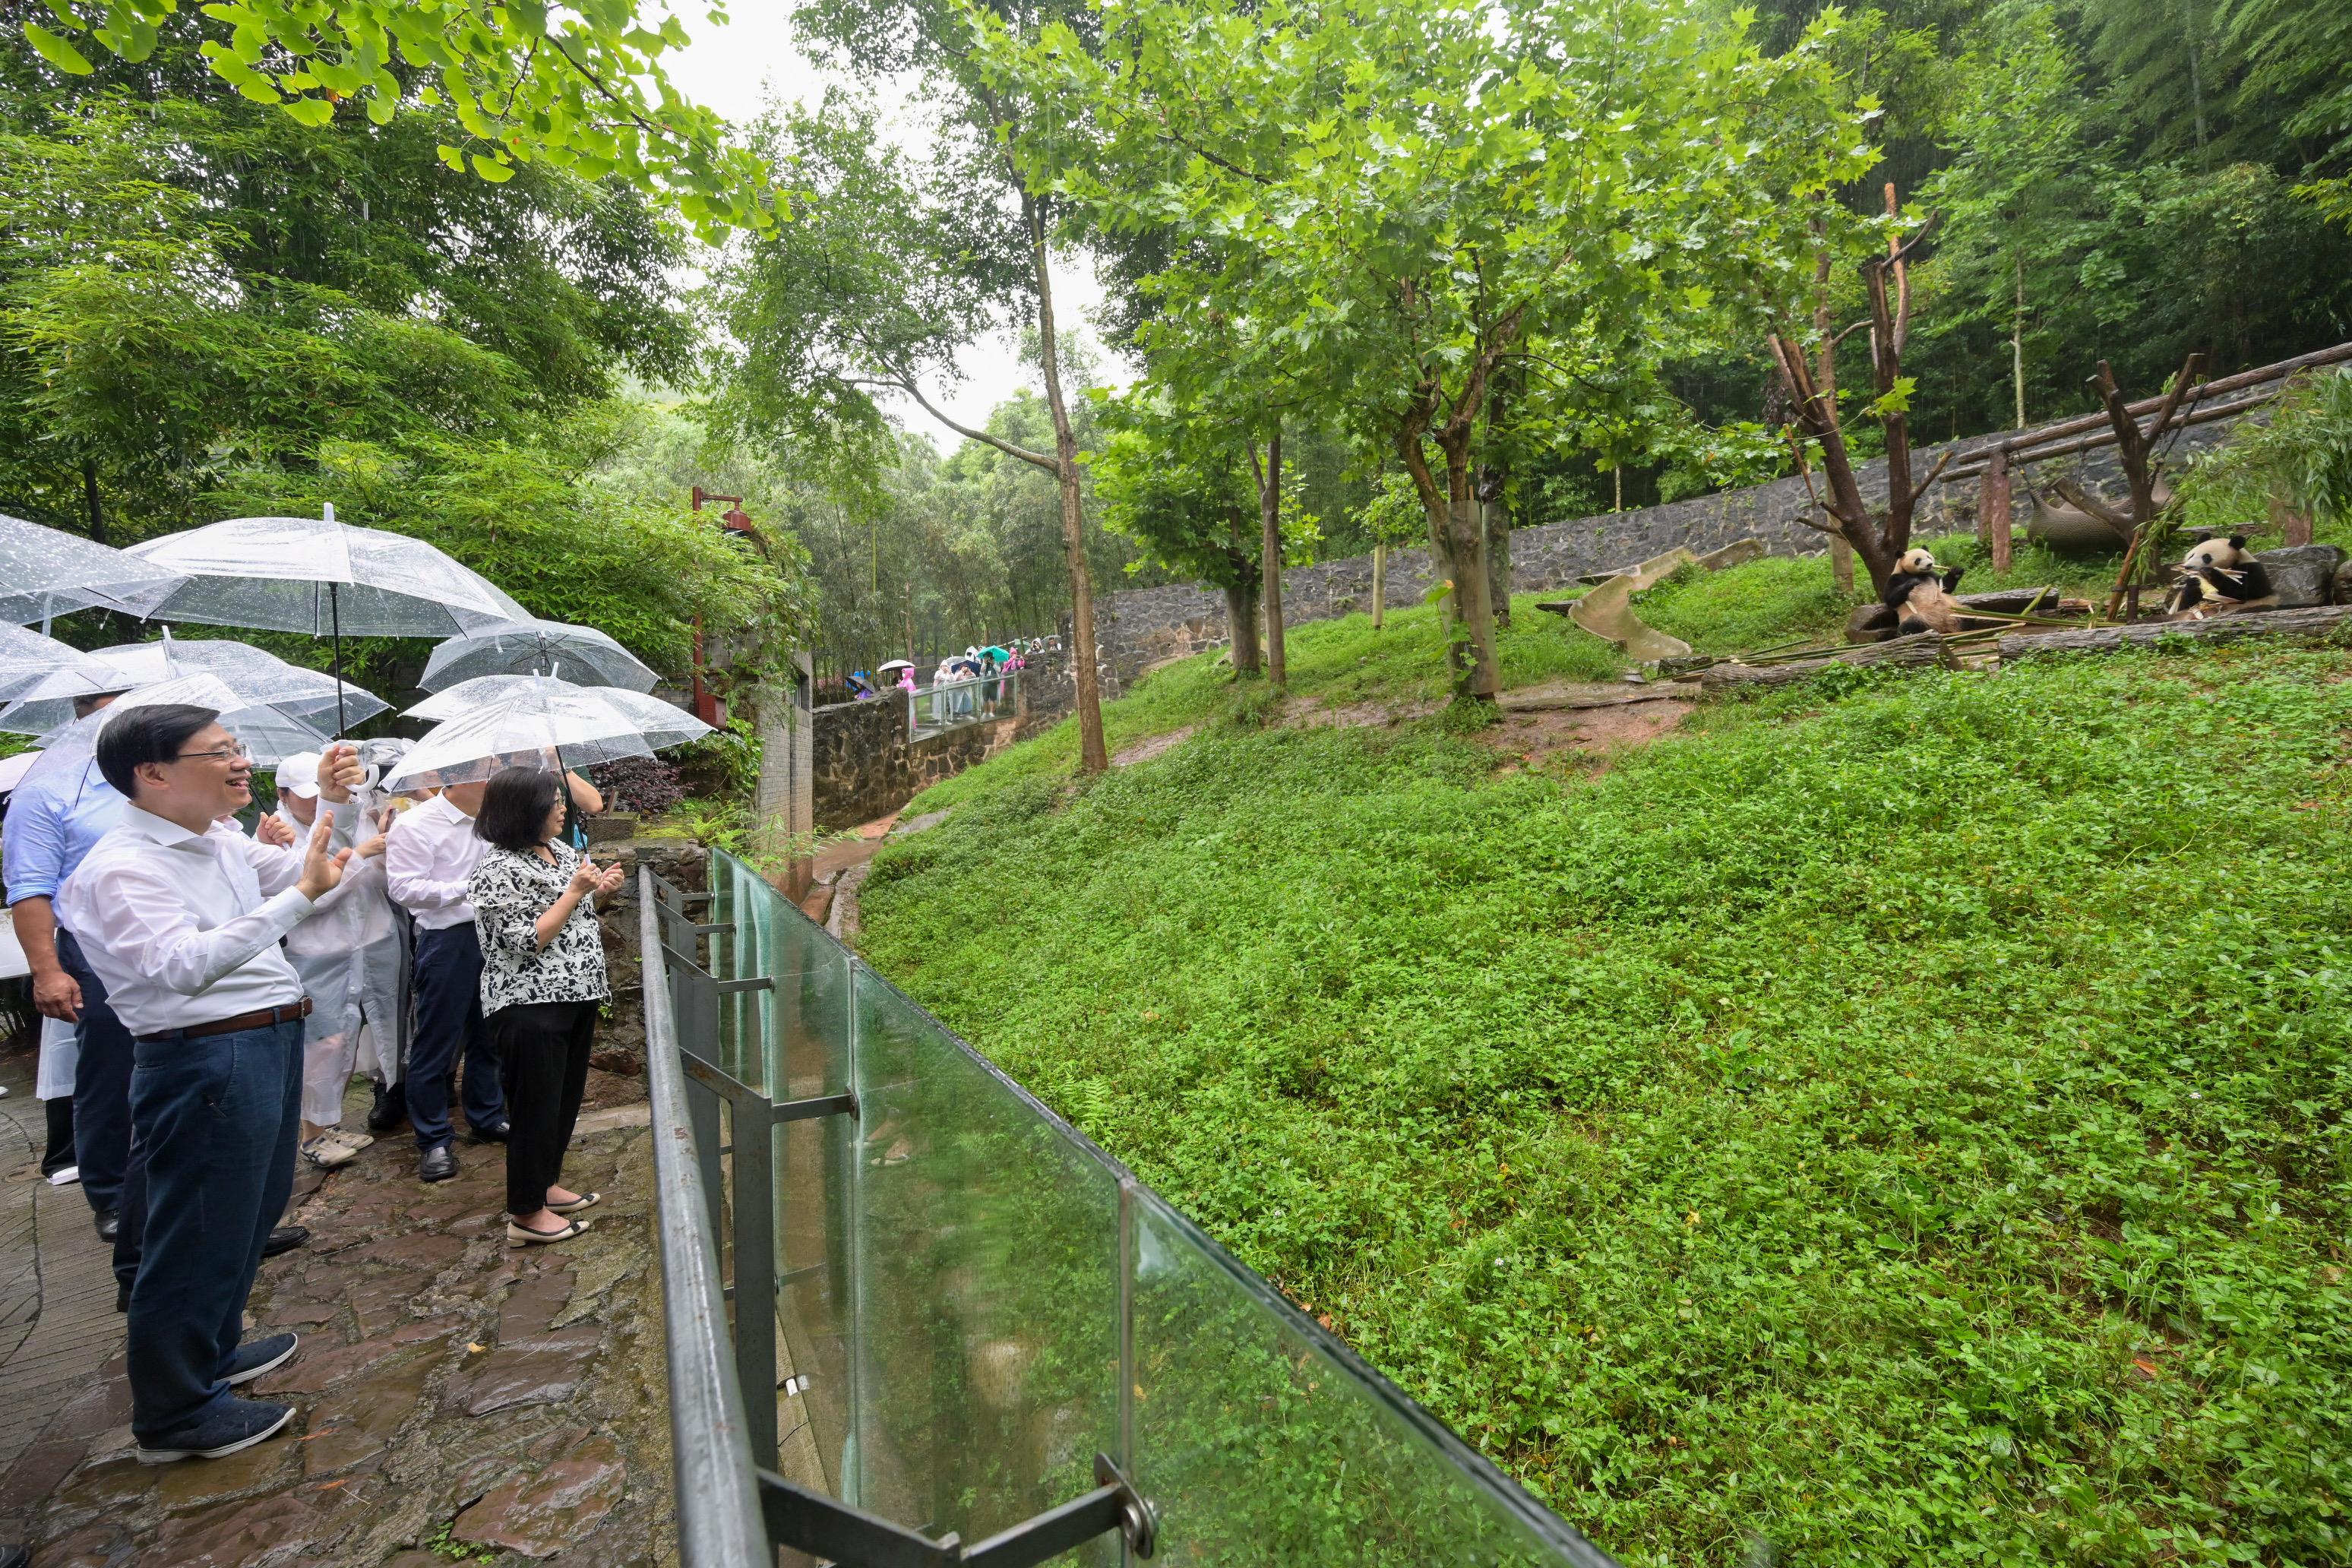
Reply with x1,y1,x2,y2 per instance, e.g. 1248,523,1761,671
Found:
1942,340,2352,484
1699,632,1947,694
1998,604,2352,662
1981,448,2013,572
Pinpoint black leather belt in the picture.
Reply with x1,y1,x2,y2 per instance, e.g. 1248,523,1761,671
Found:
138,997,311,1042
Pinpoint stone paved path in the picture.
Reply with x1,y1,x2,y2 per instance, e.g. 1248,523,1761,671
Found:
0,1053,675,1568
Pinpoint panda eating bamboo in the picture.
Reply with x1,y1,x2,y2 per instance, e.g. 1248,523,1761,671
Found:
2164,535,2278,621
1882,548,1966,636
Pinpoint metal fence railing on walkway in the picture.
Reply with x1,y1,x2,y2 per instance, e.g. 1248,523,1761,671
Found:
906,670,1023,742
639,855,1620,1566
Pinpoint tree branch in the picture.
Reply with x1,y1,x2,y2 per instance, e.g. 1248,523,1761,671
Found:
1906,446,1955,507
892,376,1057,472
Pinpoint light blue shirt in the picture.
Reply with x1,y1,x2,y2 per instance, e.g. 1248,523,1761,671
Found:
3,757,125,905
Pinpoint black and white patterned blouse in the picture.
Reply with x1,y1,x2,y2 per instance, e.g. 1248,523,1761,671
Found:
467,842,610,1016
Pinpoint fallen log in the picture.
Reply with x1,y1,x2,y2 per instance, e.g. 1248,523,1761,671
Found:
1700,633,1946,694
1998,604,2352,661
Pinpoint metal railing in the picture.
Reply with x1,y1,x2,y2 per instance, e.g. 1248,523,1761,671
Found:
640,853,1620,1567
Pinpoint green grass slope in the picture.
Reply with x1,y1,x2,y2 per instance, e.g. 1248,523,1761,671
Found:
861,571,2352,1566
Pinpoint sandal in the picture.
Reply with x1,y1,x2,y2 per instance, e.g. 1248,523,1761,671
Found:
506,1216,588,1247
547,1192,600,1216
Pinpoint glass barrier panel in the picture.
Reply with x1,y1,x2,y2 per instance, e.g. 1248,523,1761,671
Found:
1129,1192,1611,1567
849,965,1121,1559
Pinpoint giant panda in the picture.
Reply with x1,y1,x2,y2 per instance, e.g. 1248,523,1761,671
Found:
2164,534,2278,621
1883,547,1966,635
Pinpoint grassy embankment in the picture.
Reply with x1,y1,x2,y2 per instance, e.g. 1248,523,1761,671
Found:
858,541,2352,1566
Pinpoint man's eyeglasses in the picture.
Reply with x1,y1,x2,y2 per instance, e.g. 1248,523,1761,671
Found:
174,741,252,765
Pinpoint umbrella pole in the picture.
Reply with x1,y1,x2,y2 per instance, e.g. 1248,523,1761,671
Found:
330,581,347,738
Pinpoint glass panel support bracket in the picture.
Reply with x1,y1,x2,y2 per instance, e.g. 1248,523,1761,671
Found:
756,1453,1156,1567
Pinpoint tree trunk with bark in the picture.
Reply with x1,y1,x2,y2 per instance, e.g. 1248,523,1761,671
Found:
1479,465,1511,628
1252,425,1287,688
1225,572,1263,675
1370,542,1387,631
1025,198,1108,773
1767,187,1946,596
81,458,106,545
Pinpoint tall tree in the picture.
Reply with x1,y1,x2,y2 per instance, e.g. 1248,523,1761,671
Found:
1052,0,1872,699
786,0,1118,773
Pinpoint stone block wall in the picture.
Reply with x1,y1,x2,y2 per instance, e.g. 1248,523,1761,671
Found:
810,699,1028,828
1083,405,2258,691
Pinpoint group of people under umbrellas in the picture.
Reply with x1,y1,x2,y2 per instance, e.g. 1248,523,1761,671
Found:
846,638,1048,723
0,507,711,1492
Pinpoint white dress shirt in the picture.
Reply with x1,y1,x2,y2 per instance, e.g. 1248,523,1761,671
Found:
54,804,314,1038
382,793,487,930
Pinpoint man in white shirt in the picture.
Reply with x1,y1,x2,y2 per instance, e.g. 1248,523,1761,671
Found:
55,703,361,1465
383,779,504,1181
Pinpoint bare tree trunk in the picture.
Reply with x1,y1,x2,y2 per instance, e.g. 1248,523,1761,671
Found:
1983,448,2015,572
1829,536,1855,593
1370,542,1387,631
1479,467,1511,628
1443,454,1500,699
2012,255,2028,430
1253,425,1288,688
1225,575,1263,674
1026,198,1108,774
81,458,106,545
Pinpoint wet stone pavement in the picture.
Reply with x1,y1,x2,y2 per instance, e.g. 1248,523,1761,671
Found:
0,1080,675,1568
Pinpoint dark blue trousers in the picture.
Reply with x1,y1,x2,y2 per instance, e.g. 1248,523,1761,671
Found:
127,1019,300,1442
55,928,133,1216
408,923,502,1150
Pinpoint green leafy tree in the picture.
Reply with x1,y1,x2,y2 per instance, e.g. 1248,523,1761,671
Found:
1054,0,1872,698
9,0,768,234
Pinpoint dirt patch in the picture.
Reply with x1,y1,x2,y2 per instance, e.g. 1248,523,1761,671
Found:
1112,725,1200,767
1479,697,1695,772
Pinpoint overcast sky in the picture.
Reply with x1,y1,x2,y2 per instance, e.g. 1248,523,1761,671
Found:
665,5,1121,447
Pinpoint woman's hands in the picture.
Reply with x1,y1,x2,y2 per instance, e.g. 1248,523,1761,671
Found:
255,813,297,849
567,858,605,898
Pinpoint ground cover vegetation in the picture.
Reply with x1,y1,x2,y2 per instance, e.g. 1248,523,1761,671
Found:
861,616,2352,1565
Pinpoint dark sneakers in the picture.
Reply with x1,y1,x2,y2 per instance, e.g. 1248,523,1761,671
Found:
135,1396,295,1465
224,1332,299,1387
419,1144,458,1182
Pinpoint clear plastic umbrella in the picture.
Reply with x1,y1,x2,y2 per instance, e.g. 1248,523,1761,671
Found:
0,513,188,628
31,672,334,771
0,623,122,706
1,633,391,736
108,505,531,732
0,750,40,795
419,617,659,694
404,676,706,748
384,677,713,792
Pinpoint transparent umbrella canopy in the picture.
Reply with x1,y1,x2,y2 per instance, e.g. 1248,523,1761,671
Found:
0,513,188,628
404,676,707,748
1,634,391,736
384,678,714,792
108,507,530,735
0,623,122,706
419,617,659,694
32,672,334,770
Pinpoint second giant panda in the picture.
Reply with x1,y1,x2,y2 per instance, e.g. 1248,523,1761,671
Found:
1883,548,1966,636
2164,535,2278,621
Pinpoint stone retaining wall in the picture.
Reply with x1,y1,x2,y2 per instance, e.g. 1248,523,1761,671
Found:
811,700,1029,828
1083,407,2256,691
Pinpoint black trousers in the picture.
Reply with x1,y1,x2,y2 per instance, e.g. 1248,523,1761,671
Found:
491,1000,597,1217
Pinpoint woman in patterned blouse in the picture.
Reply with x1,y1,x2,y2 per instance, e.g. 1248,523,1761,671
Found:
468,767,626,1245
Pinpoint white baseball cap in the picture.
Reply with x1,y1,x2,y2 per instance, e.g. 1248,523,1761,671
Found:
275,751,322,798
